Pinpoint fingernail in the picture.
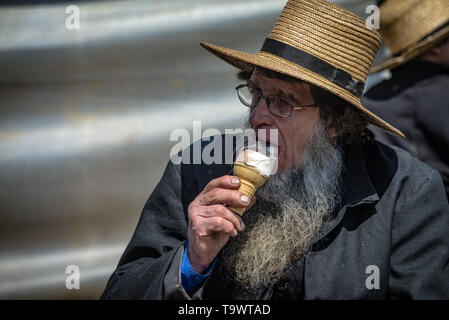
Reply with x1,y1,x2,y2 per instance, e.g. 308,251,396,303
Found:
231,177,240,185
241,194,249,203
240,221,245,230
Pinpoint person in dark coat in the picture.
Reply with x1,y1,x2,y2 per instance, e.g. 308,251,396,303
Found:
363,0,449,199
101,0,449,300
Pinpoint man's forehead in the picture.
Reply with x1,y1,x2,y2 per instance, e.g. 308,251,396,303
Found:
248,71,311,102
247,78,292,95
250,68,309,86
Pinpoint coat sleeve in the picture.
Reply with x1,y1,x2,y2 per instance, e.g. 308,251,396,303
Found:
100,159,191,300
389,169,449,299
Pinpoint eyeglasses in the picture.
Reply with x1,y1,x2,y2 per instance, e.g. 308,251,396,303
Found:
235,84,317,118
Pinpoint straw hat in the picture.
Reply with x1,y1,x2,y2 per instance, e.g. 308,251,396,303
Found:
371,0,449,73
200,0,404,138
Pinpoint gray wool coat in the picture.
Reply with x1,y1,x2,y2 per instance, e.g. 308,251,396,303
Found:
101,134,449,300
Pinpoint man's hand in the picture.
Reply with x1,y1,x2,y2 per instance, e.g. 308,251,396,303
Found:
187,175,256,273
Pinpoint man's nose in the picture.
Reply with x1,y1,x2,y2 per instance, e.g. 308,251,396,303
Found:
248,98,274,128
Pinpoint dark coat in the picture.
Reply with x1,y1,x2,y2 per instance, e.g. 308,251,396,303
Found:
363,61,449,199
101,135,449,300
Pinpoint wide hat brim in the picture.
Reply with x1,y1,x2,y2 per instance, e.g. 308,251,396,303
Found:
201,41,405,138
371,24,449,74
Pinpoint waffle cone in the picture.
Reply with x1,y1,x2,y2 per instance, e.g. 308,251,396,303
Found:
228,163,268,216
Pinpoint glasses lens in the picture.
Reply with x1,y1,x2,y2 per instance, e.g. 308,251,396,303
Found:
237,85,253,107
269,96,292,117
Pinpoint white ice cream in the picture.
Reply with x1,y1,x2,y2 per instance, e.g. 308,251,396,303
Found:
235,145,278,176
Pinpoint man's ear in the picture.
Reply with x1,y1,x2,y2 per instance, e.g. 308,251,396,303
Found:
426,46,442,59
323,121,339,147
325,119,338,139
420,37,449,63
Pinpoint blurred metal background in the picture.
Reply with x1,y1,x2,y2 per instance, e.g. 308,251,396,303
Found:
0,0,379,299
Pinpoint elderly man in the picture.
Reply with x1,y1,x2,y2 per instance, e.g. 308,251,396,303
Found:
101,0,449,300
363,0,449,199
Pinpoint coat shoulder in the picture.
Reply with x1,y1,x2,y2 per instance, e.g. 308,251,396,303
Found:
379,142,443,199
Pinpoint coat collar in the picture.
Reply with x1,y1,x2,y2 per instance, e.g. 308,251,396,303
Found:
365,61,449,101
340,142,380,208
317,142,381,242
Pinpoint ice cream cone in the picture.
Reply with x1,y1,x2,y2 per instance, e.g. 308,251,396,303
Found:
228,163,269,216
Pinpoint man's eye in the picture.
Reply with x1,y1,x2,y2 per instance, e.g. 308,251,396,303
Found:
251,89,262,98
279,98,292,107
266,96,272,105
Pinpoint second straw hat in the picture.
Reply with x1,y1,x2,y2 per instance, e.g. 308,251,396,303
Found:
201,0,404,138
371,0,449,73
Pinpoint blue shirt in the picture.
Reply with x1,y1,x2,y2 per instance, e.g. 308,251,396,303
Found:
181,240,217,294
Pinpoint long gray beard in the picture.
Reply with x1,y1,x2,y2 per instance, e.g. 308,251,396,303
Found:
221,123,343,291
